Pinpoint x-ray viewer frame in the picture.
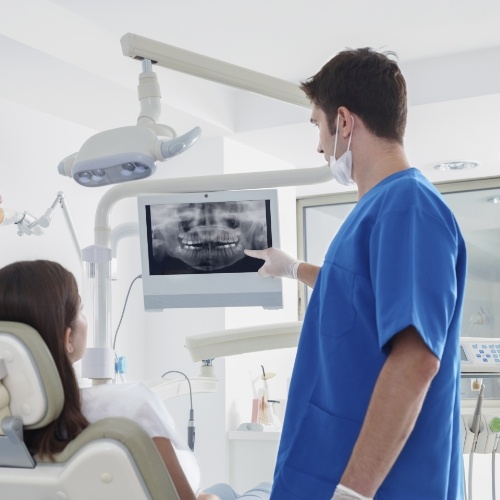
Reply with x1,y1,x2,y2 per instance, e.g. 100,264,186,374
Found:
137,189,283,310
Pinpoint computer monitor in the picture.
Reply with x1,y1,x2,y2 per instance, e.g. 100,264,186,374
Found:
137,189,283,310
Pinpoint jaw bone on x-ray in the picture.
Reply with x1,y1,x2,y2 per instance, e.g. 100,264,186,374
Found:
150,200,270,274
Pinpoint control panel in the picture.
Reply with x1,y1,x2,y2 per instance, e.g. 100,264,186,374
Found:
460,337,500,373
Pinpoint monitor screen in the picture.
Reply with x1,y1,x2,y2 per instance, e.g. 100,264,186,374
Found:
137,189,283,310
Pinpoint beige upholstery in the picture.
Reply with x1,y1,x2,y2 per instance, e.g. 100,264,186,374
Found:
0,321,180,500
0,321,64,430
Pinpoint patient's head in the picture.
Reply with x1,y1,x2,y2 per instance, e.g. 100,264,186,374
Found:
0,259,87,363
0,260,89,457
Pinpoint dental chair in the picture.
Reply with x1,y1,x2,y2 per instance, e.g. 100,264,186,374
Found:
0,321,180,500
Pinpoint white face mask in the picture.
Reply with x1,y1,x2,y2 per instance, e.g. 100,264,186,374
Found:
329,115,355,186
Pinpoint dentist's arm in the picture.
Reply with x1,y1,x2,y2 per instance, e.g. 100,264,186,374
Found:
152,437,219,500
244,248,320,288
336,326,440,498
297,260,321,288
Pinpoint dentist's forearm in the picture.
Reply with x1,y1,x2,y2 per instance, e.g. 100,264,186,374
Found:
296,262,320,288
339,327,440,497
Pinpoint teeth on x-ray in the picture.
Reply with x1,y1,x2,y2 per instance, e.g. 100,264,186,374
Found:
151,200,269,272
178,226,243,267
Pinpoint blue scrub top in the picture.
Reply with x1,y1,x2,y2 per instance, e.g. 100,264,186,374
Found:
271,169,466,500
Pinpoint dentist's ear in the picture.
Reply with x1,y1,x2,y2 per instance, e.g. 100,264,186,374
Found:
337,106,355,137
64,327,74,356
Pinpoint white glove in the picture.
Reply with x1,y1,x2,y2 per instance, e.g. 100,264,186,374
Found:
244,247,302,279
331,484,373,500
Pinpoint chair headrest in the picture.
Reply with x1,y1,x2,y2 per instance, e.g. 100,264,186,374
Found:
0,321,64,429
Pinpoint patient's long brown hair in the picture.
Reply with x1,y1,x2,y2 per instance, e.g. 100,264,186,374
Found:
0,260,89,459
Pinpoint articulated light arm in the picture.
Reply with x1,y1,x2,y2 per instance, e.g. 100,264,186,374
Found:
120,33,312,109
57,193,83,261
0,192,82,260
185,321,303,362
91,165,331,360
94,165,331,246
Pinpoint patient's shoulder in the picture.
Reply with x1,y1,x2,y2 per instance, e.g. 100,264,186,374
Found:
80,383,178,441
81,382,157,408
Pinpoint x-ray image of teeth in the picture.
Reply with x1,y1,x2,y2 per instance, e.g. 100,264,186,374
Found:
149,200,271,274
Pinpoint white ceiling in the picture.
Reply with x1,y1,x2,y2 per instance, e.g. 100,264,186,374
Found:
1,0,500,197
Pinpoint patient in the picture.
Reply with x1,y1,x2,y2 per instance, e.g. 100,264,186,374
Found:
0,260,271,500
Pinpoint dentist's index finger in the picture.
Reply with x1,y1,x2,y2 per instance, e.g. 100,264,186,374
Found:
244,248,267,260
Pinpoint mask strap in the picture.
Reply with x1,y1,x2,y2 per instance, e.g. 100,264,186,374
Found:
333,117,340,159
346,115,354,151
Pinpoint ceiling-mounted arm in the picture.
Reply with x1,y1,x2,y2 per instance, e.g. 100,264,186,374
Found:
120,33,312,109
136,58,163,128
136,59,175,139
136,58,201,160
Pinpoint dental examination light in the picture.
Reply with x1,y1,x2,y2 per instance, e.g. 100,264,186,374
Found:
58,59,201,187
0,192,81,258
84,33,331,380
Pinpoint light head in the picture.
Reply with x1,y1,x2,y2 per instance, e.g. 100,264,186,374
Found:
58,125,201,188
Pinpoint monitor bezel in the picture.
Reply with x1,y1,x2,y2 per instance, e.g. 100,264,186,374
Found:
137,189,283,310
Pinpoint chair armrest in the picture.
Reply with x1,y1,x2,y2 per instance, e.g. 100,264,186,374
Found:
46,417,180,500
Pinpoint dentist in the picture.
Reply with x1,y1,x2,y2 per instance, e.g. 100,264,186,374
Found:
246,48,466,499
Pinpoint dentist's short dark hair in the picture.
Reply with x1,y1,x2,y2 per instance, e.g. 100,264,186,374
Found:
301,47,407,144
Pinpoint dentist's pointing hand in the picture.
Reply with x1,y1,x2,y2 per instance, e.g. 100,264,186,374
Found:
244,247,302,279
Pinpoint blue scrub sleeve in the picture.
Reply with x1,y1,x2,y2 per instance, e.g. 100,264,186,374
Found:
370,207,459,359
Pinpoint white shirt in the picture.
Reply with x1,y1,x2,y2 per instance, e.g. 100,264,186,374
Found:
81,382,201,494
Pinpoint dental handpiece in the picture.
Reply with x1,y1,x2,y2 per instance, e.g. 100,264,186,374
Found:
471,384,485,436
